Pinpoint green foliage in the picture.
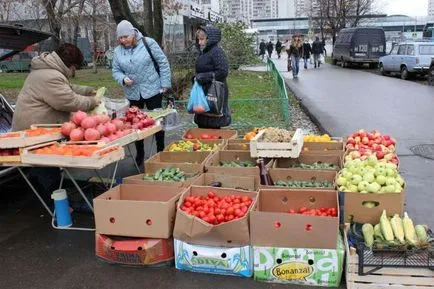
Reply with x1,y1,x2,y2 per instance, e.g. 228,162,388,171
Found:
216,22,259,69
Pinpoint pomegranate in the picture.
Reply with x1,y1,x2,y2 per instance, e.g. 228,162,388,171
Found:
112,119,124,131
105,123,117,135
108,134,118,141
81,117,97,129
72,111,88,126
61,122,76,137
84,128,101,141
70,128,84,141
96,124,107,136
100,137,111,143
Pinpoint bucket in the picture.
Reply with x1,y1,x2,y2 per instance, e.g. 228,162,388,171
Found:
51,189,72,227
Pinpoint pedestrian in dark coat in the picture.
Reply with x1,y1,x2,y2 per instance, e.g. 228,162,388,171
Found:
302,39,312,69
193,25,231,129
312,36,323,68
275,39,282,59
266,41,274,58
259,40,266,60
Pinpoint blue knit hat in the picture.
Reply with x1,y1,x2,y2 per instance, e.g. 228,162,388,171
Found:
116,20,136,38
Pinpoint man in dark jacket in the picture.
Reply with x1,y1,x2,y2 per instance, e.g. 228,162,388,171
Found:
302,39,312,69
259,40,266,60
312,37,323,68
266,41,274,58
193,25,231,129
275,39,282,59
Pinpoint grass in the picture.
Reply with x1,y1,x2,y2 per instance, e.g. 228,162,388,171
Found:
0,67,287,129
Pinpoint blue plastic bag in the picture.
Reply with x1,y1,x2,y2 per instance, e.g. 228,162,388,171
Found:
187,81,210,114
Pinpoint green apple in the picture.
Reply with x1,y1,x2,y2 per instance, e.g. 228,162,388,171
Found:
394,184,403,193
395,175,405,186
376,175,387,185
351,174,362,185
347,184,358,192
386,168,396,177
360,190,369,194
385,163,397,170
367,155,378,167
358,167,367,176
344,155,352,163
353,159,362,167
349,166,359,174
377,163,387,169
386,177,397,186
385,185,396,193
367,182,381,193
358,181,369,192
339,185,347,191
343,171,353,179
336,176,347,186
341,168,350,175
363,172,375,183
374,167,386,177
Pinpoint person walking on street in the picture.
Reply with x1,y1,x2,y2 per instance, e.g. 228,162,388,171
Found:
302,39,312,69
289,36,302,78
259,39,266,60
193,25,231,129
266,41,274,58
112,20,172,167
312,37,323,68
322,38,327,57
275,39,282,59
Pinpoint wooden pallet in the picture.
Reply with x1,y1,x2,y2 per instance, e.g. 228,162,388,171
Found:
250,128,304,158
344,227,434,289
0,124,63,148
21,141,125,169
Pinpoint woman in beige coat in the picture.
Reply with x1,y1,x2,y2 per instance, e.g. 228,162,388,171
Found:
12,43,99,131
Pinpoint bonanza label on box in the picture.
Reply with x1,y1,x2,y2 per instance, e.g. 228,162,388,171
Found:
253,234,344,287
174,239,253,277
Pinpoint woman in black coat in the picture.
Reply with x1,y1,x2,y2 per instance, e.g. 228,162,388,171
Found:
193,25,231,129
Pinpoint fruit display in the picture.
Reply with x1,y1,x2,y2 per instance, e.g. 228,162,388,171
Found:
336,156,405,193
62,110,136,142
274,180,333,188
304,134,337,142
0,148,20,156
288,207,338,217
184,132,222,140
346,129,396,152
30,143,117,157
243,128,260,141
167,140,221,152
288,162,339,170
180,191,253,225
345,149,399,166
143,167,187,182
120,106,156,130
360,210,432,249
219,161,256,167
260,128,293,142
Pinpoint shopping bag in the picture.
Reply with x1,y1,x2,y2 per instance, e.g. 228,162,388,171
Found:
203,79,225,117
187,81,210,114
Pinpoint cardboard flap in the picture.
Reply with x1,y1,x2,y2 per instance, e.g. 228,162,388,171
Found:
274,154,342,169
192,173,259,191
269,169,337,183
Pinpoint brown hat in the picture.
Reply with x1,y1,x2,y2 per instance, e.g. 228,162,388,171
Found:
55,43,84,69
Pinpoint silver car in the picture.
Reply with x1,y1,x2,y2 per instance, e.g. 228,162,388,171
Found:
378,41,434,80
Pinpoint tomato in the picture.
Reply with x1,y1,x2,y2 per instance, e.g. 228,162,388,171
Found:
226,214,234,221
208,191,216,198
214,208,221,214
226,207,234,215
202,216,210,223
213,197,220,202
299,207,308,213
193,143,200,151
203,206,210,214
211,135,219,139
184,201,192,208
234,208,243,218
289,208,296,214
241,196,249,202
233,204,241,210
199,211,206,218
233,198,241,204
216,214,224,223
200,134,210,140
241,206,248,213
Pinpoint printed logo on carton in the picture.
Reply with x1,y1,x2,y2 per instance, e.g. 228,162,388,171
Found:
191,256,230,268
272,261,314,280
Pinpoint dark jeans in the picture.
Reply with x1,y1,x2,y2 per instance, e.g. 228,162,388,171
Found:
129,93,165,164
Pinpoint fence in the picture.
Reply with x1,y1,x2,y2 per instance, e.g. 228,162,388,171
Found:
168,59,291,136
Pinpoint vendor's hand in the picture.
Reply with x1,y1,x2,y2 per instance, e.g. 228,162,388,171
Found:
123,77,134,86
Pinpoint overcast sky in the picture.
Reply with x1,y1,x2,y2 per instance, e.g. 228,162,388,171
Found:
382,0,428,16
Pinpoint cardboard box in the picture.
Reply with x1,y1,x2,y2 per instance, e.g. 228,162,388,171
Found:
183,128,238,140
253,233,344,287
164,139,226,152
95,233,174,266
225,139,250,151
94,184,184,238
173,186,258,247
145,162,203,175
250,189,339,249
191,173,259,191
273,154,342,170
261,169,337,190
123,164,201,188
302,138,345,153
174,239,253,277
145,151,212,172
204,151,259,177
339,190,405,224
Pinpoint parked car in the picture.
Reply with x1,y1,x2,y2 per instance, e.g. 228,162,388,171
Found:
332,27,386,68
0,51,38,72
378,41,434,80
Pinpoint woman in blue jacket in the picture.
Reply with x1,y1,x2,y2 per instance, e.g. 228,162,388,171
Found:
112,20,171,167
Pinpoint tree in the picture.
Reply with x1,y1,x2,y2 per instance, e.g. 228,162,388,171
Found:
0,0,13,22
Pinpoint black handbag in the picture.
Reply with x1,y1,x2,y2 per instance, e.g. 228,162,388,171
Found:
202,78,225,117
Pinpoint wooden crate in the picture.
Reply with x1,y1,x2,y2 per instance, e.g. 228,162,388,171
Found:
224,139,250,151
107,130,139,147
21,141,125,169
183,128,238,140
164,139,226,152
302,137,345,152
344,226,434,289
0,124,63,149
0,147,21,163
136,122,162,140
250,128,304,158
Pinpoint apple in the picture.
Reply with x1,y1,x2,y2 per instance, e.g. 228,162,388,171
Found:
358,181,370,192
367,182,381,193
386,168,396,177
362,136,369,144
376,151,385,159
350,174,363,185
376,175,387,185
385,185,396,193
374,167,386,177
336,176,347,186
367,155,378,167
363,172,375,183
347,184,359,192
